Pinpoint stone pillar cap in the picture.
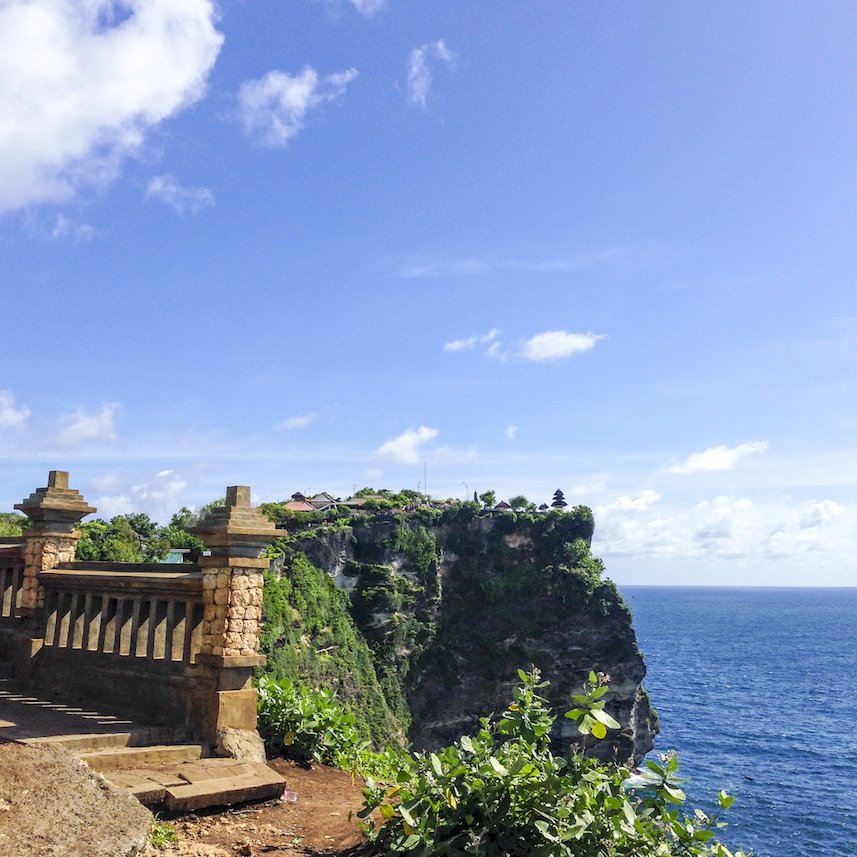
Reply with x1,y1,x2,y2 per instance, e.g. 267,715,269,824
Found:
15,470,96,532
190,485,278,558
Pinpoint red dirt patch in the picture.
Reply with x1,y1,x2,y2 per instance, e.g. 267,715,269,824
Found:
152,759,379,857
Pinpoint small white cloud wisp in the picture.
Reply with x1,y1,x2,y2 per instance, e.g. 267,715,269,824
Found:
407,40,453,106
350,0,386,16
277,413,318,431
443,329,498,353
669,441,769,475
519,330,604,362
145,175,214,214
238,66,358,148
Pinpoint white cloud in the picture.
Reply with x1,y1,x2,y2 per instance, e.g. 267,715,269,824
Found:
593,491,853,564
598,489,660,514
57,403,119,447
443,329,498,352
238,66,358,148
669,441,768,475
407,40,453,106
376,426,439,465
0,391,29,429
277,413,318,430
95,468,189,523
350,0,386,15
51,214,96,241
0,0,223,213
145,175,214,214
518,330,604,362
506,423,518,441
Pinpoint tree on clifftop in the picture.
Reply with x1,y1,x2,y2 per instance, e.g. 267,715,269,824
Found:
551,489,568,509
478,490,497,508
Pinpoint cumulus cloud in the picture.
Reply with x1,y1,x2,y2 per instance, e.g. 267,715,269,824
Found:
519,330,604,362
506,423,518,441
407,40,453,106
669,441,768,475
57,403,119,447
443,329,498,353
145,175,214,214
376,426,439,465
277,413,318,430
51,214,96,241
0,0,223,213
238,67,358,147
0,391,30,429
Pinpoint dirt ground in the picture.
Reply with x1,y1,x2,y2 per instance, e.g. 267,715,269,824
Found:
148,759,380,857
0,741,152,857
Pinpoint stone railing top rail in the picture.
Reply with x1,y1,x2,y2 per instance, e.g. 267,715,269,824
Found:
42,566,203,595
56,561,202,574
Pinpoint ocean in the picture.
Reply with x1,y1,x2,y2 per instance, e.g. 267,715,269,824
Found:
619,586,857,857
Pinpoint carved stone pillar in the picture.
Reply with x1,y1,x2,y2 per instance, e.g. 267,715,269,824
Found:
15,471,95,614
191,485,278,758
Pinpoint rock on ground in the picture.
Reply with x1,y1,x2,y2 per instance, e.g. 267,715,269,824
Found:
0,741,152,857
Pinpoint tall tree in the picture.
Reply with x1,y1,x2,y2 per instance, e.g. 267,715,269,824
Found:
479,490,497,508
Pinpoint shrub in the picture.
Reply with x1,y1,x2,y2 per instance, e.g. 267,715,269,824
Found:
357,669,747,857
256,675,362,768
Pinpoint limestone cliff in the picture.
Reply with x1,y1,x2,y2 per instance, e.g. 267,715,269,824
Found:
265,505,658,765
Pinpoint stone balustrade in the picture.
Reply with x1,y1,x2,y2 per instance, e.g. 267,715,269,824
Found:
0,471,278,758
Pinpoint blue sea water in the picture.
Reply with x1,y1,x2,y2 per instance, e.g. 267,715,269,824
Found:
619,586,857,857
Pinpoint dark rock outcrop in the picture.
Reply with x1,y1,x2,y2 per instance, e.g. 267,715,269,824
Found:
276,508,658,765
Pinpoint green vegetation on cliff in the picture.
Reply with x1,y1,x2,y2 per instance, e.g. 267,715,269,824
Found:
258,553,404,747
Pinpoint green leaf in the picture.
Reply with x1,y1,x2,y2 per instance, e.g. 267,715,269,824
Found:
398,805,417,827
591,708,621,730
430,753,443,776
591,720,607,740
718,790,734,810
459,735,474,753
489,756,508,776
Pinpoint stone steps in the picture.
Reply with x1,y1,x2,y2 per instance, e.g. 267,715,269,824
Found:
19,726,189,752
105,758,286,810
78,743,205,771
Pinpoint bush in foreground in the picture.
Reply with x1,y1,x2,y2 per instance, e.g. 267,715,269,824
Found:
356,670,748,857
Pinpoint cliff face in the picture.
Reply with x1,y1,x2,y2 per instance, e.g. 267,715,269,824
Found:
270,507,658,765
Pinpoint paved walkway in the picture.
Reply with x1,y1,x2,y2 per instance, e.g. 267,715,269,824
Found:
0,676,152,745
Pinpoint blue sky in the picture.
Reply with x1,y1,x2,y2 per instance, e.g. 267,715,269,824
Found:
2,0,857,586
